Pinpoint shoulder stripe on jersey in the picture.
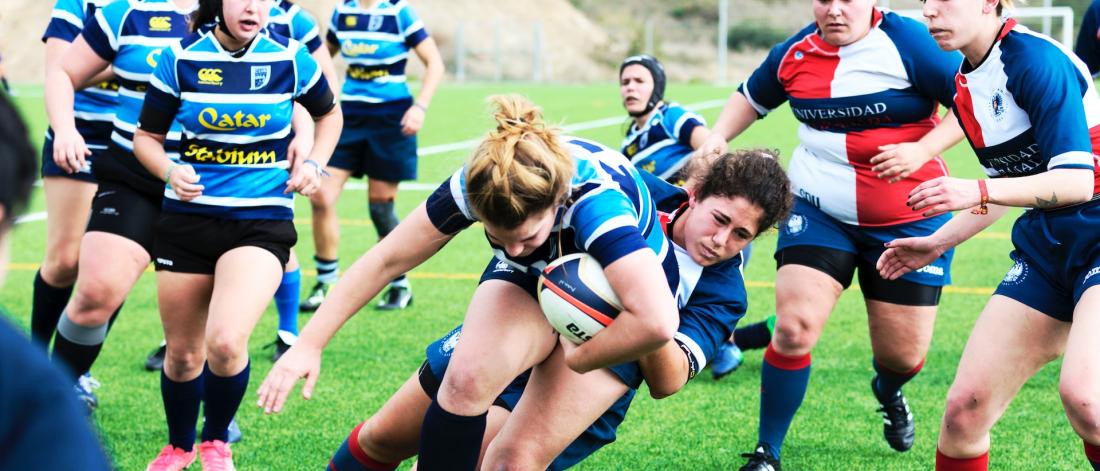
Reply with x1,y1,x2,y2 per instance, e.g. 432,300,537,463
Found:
740,83,771,116
51,9,84,29
581,215,638,250
448,168,474,220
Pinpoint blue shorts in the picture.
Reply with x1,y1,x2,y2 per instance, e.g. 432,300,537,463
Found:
994,198,1100,322
777,197,953,287
422,324,637,471
328,109,417,182
40,124,111,183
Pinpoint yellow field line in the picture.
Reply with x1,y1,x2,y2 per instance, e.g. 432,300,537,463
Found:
5,263,995,295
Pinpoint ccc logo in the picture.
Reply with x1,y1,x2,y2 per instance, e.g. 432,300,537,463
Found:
149,16,172,31
197,68,223,86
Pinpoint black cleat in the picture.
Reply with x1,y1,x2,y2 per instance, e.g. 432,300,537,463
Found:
376,284,412,310
876,380,916,452
739,444,781,471
144,343,166,371
269,332,295,362
299,282,330,313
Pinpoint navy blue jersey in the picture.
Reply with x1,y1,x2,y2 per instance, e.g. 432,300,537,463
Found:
143,29,334,220
425,137,676,291
620,103,704,181
42,0,118,151
1076,0,1100,76
954,20,1100,194
268,0,322,53
326,0,429,114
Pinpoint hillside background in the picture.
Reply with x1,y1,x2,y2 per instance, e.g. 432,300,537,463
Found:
0,0,1091,84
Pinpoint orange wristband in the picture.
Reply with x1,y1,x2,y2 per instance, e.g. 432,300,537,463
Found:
971,179,989,215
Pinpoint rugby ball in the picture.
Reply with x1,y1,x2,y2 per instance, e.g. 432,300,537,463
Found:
538,253,623,344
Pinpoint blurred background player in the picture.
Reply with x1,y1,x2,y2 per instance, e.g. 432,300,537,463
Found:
259,95,680,471
33,0,119,411
300,0,444,312
133,0,340,467
881,0,1100,469
42,0,196,415
141,0,341,373
0,90,111,471
320,150,791,471
696,0,966,468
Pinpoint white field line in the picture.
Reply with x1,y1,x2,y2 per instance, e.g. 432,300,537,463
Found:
17,98,729,224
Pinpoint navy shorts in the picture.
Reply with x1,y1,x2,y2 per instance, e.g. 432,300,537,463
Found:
40,124,112,183
994,198,1100,322
420,324,637,470
777,196,954,287
328,109,417,182
153,213,296,274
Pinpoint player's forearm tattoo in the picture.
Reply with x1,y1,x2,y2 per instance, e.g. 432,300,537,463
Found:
1034,192,1059,209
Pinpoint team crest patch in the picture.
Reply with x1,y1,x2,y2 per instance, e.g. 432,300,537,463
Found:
441,330,461,354
794,51,804,60
989,89,1007,123
785,213,807,236
1001,259,1028,286
368,15,384,31
249,65,271,91
492,260,514,273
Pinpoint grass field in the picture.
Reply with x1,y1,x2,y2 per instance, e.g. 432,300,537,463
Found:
1,82,1082,470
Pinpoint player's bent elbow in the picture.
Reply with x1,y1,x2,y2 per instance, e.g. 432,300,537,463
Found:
648,380,685,400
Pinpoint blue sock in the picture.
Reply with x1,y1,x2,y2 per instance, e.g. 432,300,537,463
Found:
161,370,204,452
328,422,398,471
418,400,486,471
758,345,811,459
201,361,250,443
275,268,301,336
872,357,924,403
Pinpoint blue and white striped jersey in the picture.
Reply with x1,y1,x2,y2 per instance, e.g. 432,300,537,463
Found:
268,0,322,53
426,137,677,290
42,0,118,147
143,29,333,220
620,103,705,181
82,0,192,165
326,0,428,114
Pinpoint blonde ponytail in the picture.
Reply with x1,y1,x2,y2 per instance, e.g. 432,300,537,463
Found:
465,95,574,228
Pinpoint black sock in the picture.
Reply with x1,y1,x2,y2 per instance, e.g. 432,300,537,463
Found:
369,201,407,285
734,320,773,351
418,400,486,471
161,370,203,452
31,270,73,347
51,312,107,381
201,361,250,443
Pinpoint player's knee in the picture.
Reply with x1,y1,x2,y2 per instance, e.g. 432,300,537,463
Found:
771,317,818,354
205,332,247,369
68,282,122,324
438,366,496,413
163,345,205,379
40,251,80,285
1060,382,1100,439
358,419,410,463
485,442,545,471
310,186,339,209
942,385,989,434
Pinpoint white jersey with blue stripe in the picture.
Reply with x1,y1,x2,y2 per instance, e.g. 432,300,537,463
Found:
425,137,677,290
82,0,192,159
326,0,428,113
42,0,118,139
267,0,322,53
621,103,705,181
953,20,1100,194
144,29,329,220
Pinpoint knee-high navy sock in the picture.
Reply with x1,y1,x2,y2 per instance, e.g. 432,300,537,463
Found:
161,370,203,452
734,316,775,351
201,361,250,443
31,270,72,346
757,345,811,459
369,201,406,285
1085,441,1100,470
872,357,924,404
418,399,486,471
275,269,301,336
328,422,399,471
52,312,107,381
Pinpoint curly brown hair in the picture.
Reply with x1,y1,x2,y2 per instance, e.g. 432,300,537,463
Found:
689,148,793,235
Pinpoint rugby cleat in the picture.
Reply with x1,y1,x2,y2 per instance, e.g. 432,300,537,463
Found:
145,342,167,372
299,282,330,313
376,284,412,310
198,440,236,471
876,381,916,452
145,445,195,471
739,444,781,471
711,341,744,380
268,331,296,362
227,418,243,444
75,373,100,413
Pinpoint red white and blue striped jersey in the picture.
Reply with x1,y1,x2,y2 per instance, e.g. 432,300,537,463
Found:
740,9,961,227
955,19,1100,194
